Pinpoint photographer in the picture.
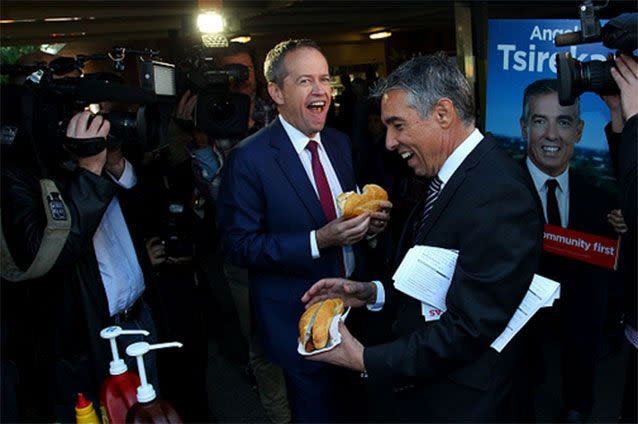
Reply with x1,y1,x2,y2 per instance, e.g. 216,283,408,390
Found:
1,110,159,422
602,53,637,423
171,42,289,423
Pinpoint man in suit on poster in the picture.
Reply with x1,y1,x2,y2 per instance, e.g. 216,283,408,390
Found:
217,39,391,422
301,52,543,421
520,78,619,422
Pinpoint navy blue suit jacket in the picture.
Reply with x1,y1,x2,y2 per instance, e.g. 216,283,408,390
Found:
217,117,357,371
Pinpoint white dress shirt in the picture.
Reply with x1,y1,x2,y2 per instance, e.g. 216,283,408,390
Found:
93,159,145,316
526,157,570,228
370,128,485,309
279,115,355,277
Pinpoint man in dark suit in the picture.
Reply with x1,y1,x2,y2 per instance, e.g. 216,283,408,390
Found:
301,53,543,421
217,39,391,422
519,79,619,422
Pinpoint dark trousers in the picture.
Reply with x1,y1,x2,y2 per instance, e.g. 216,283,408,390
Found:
559,278,609,415
621,339,637,423
283,365,363,423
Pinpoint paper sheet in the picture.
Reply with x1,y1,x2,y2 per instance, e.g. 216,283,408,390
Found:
393,246,561,352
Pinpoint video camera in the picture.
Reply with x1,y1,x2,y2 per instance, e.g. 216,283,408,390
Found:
1,47,176,159
554,1,637,105
177,45,251,138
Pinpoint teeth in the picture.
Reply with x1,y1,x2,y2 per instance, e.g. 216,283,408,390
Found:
542,146,559,153
309,101,325,107
400,152,413,159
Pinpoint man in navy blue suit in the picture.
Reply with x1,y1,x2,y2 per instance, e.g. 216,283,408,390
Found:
217,39,391,422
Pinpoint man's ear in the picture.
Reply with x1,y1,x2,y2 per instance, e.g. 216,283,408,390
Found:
575,119,585,145
267,82,284,106
434,98,456,129
520,118,528,141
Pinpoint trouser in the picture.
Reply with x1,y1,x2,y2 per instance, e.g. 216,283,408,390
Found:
621,337,637,423
225,262,291,424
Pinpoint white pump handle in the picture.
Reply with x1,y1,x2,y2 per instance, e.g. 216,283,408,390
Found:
126,341,183,403
100,326,150,376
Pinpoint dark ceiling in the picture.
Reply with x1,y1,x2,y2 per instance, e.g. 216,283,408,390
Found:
0,1,635,47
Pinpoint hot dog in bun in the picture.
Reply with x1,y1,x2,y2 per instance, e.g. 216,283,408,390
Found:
298,298,345,352
337,184,388,219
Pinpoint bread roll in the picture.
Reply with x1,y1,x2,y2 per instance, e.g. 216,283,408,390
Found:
337,184,388,219
298,298,345,352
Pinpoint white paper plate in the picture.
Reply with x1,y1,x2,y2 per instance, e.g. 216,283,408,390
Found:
297,306,351,356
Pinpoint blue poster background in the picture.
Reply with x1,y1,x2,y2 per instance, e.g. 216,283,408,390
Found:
486,19,618,191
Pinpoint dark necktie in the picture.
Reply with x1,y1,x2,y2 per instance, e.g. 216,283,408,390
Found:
306,140,344,276
545,178,561,226
414,175,443,238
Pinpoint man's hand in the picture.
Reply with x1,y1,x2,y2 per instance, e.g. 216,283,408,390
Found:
607,209,628,235
175,90,208,148
611,54,638,120
306,321,365,372
301,278,377,309
316,213,370,249
175,90,198,121
145,237,167,266
368,200,393,235
67,111,110,175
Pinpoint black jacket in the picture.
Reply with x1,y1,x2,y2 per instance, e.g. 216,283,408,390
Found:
364,134,543,421
1,160,155,418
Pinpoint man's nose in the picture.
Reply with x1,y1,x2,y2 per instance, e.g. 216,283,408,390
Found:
545,122,559,141
385,131,398,151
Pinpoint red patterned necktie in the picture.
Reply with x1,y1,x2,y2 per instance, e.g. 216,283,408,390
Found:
306,140,344,276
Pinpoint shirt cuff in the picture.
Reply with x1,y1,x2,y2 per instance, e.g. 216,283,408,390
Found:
310,230,320,259
366,280,385,311
109,158,136,188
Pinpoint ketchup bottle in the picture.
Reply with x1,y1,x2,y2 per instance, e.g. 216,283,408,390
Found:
99,326,149,424
125,341,184,423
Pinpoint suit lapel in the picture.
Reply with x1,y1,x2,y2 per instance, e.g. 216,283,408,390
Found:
269,119,325,225
414,136,495,244
322,132,352,191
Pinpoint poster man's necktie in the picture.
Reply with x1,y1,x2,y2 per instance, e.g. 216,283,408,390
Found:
545,178,561,226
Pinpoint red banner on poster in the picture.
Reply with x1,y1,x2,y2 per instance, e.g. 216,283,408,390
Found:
543,225,620,270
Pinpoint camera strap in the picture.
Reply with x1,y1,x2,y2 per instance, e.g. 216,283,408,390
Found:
0,179,72,282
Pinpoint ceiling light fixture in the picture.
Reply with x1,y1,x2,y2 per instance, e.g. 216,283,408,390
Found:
230,35,251,43
369,31,392,40
44,17,81,22
197,11,224,33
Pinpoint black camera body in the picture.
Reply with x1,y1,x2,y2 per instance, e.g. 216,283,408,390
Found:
555,4,637,105
0,48,175,160
178,46,251,138
162,202,193,258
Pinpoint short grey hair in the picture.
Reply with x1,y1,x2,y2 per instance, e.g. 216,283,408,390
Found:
371,52,475,127
263,39,322,87
521,78,581,123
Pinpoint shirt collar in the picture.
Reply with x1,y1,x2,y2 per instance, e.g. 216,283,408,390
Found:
526,157,569,193
437,128,484,185
279,115,322,155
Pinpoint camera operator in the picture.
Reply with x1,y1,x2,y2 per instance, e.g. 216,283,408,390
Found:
601,53,637,423
1,110,160,422
171,42,290,423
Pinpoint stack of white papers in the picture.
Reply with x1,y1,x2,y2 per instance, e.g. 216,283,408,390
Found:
393,245,560,352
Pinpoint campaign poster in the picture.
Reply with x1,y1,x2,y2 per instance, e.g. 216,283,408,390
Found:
486,19,617,193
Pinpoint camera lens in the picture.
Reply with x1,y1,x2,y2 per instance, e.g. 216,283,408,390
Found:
556,52,619,106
